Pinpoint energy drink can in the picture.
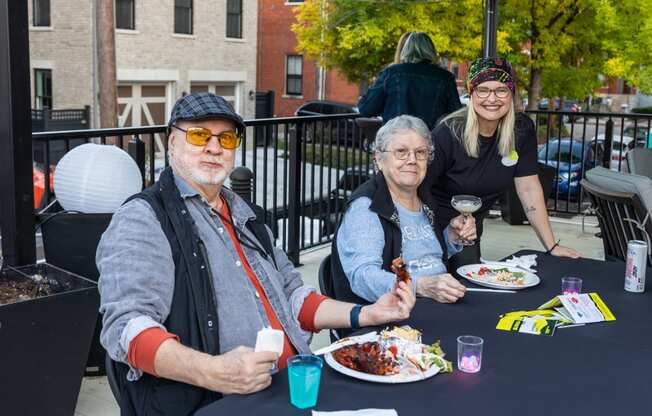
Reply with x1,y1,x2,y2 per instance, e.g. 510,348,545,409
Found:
625,240,647,293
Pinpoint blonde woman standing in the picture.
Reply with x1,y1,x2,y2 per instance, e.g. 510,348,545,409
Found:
358,32,461,130
427,57,581,269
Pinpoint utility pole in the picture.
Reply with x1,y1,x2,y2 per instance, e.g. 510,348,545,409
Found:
316,0,326,100
96,0,118,131
482,0,498,58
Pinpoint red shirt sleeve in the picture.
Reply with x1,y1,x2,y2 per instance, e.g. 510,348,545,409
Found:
127,327,180,376
297,292,329,333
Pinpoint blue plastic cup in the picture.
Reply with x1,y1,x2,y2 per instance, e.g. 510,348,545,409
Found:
287,354,323,409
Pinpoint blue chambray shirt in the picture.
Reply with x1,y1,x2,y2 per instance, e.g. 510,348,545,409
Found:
97,173,315,381
337,197,461,302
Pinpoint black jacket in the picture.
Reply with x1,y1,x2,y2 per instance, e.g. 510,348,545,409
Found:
330,172,449,306
358,62,462,129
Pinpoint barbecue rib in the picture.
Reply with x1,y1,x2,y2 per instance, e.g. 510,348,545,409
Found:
332,342,398,375
391,257,411,284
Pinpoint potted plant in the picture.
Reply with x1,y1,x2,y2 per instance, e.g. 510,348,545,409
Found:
0,262,99,415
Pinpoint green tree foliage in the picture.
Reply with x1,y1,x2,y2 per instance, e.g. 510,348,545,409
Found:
293,0,652,109
292,0,484,83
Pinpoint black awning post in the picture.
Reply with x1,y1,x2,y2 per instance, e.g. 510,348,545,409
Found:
482,0,498,58
0,0,36,266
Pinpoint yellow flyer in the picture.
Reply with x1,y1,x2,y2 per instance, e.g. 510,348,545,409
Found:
497,292,615,336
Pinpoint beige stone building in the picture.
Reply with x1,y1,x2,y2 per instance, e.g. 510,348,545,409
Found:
28,0,258,129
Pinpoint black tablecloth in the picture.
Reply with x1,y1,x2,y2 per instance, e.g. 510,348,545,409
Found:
196,251,652,415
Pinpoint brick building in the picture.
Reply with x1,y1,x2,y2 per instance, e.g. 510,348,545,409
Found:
28,0,258,129
256,0,359,117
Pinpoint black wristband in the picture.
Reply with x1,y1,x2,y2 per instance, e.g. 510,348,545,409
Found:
546,240,560,254
350,304,363,329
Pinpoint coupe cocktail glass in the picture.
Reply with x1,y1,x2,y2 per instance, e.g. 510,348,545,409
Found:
451,195,482,246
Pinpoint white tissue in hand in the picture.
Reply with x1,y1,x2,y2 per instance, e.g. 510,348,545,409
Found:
255,327,284,354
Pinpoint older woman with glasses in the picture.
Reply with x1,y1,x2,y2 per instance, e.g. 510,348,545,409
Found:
330,115,477,306
427,57,581,270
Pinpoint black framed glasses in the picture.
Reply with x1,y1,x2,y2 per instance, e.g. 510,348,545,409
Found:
381,147,433,161
172,125,242,149
474,86,511,99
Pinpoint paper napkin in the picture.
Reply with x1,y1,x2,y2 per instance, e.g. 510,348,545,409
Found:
312,410,398,416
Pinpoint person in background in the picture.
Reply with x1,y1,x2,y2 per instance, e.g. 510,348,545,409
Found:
331,115,476,307
358,32,462,130
97,92,416,415
427,57,581,270
392,32,412,64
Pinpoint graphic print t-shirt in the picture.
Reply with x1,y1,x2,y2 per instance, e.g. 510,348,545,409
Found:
395,202,448,278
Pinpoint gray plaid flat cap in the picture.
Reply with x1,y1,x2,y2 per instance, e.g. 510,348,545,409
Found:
167,92,245,133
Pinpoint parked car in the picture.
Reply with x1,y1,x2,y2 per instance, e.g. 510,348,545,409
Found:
295,100,359,144
623,124,650,143
537,98,581,112
593,134,636,171
537,138,602,200
295,100,358,117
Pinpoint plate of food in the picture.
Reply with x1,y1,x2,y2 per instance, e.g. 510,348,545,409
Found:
457,263,540,290
322,326,453,383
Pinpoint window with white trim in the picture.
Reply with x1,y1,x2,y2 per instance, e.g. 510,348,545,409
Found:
226,0,242,39
286,55,303,96
33,0,51,27
174,0,193,34
115,0,135,30
34,69,53,109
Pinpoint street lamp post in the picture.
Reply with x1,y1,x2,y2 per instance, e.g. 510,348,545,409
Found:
483,0,498,58
0,0,36,266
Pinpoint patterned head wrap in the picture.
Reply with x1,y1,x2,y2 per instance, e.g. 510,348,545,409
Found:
466,57,515,94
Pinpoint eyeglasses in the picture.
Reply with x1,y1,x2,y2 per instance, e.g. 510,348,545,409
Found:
381,147,433,161
172,125,242,149
474,86,511,99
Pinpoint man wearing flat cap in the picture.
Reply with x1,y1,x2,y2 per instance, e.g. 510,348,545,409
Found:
97,92,416,415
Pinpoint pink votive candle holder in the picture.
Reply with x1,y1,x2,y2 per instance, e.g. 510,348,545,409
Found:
561,276,582,295
457,335,483,373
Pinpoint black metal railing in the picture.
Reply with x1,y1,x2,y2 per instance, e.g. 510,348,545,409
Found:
31,106,90,132
32,110,652,263
526,109,652,215
32,114,376,264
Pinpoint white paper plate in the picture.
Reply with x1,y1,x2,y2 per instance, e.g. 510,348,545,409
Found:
457,263,540,290
324,351,440,384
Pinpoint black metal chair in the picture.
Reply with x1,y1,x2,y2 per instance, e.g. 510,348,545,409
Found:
105,353,121,405
354,117,382,151
318,254,334,298
626,148,652,180
318,254,341,341
581,179,652,266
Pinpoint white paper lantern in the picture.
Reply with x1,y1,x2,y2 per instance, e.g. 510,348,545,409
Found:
54,143,143,213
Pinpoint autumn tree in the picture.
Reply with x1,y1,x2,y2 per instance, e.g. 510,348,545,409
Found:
293,0,652,109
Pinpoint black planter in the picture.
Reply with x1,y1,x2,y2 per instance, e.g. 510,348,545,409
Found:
0,263,99,416
39,211,112,375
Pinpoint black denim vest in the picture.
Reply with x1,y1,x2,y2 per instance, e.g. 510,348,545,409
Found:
113,167,274,416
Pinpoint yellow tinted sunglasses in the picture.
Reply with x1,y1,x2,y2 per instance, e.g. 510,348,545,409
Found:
172,125,242,149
